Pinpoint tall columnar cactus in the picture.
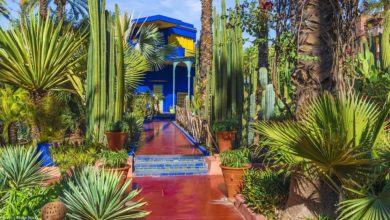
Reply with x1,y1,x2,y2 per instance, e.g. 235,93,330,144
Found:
86,0,125,142
258,67,275,120
382,10,390,70
212,0,244,123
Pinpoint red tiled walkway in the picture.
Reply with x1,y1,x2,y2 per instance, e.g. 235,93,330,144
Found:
137,121,201,155
134,175,244,220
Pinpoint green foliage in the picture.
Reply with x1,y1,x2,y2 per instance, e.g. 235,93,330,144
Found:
61,167,149,219
252,92,390,193
338,182,390,220
50,143,101,172
242,169,290,219
220,149,250,168
212,119,239,132
382,10,390,70
98,149,128,168
87,0,165,141
0,11,86,94
129,93,154,120
0,86,28,143
106,120,129,132
0,0,9,18
0,185,59,218
0,145,58,218
124,112,144,149
213,0,244,124
30,95,73,143
0,145,48,189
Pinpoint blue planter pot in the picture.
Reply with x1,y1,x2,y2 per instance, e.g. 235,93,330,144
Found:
37,143,55,166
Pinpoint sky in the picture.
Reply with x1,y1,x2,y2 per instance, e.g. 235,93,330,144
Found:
0,0,240,37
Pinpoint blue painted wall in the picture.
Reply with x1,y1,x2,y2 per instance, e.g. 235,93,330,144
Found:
142,64,194,113
132,15,196,113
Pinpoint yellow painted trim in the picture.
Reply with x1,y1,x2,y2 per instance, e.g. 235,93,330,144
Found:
168,34,195,57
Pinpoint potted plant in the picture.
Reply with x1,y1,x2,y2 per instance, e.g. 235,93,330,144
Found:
212,119,238,153
32,96,70,166
105,121,129,151
220,149,251,201
98,149,130,186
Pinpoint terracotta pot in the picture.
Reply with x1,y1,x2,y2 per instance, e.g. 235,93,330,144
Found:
103,165,130,187
216,131,237,153
220,164,251,201
105,132,128,151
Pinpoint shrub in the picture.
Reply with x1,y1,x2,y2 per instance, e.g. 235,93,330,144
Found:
242,169,290,219
50,143,101,172
212,119,238,132
124,112,144,149
106,120,129,132
0,185,59,218
98,149,128,168
61,167,149,219
220,149,250,168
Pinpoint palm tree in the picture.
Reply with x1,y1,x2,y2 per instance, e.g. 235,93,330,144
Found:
0,0,9,18
54,0,88,20
0,13,86,141
292,0,335,115
252,92,390,219
39,0,48,18
199,0,213,118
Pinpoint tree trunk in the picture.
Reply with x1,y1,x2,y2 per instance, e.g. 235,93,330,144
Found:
292,0,335,116
30,91,46,143
55,0,66,20
39,0,48,19
257,0,269,70
281,172,338,219
199,0,213,119
8,122,18,145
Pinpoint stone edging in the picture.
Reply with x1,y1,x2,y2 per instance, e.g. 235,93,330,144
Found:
234,194,267,220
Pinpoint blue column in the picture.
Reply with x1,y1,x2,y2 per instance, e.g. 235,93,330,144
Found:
183,61,193,99
173,62,179,112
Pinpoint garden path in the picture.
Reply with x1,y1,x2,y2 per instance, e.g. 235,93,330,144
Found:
136,121,202,155
133,120,244,219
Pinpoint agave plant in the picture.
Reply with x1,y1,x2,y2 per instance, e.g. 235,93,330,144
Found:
0,145,48,189
252,92,390,218
0,12,86,140
61,167,149,219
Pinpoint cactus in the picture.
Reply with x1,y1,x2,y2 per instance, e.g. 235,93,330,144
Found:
86,0,126,142
114,5,125,122
212,0,244,122
382,10,390,70
264,84,276,120
257,68,276,120
259,67,268,88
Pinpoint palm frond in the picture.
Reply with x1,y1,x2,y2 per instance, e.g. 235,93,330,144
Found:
65,0,88,20
0,0,9,18
124,47,149,93
0,11,87,93
338,182,390,220
252,92,388,193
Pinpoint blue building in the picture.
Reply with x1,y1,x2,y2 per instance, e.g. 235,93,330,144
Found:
133,15,197,113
